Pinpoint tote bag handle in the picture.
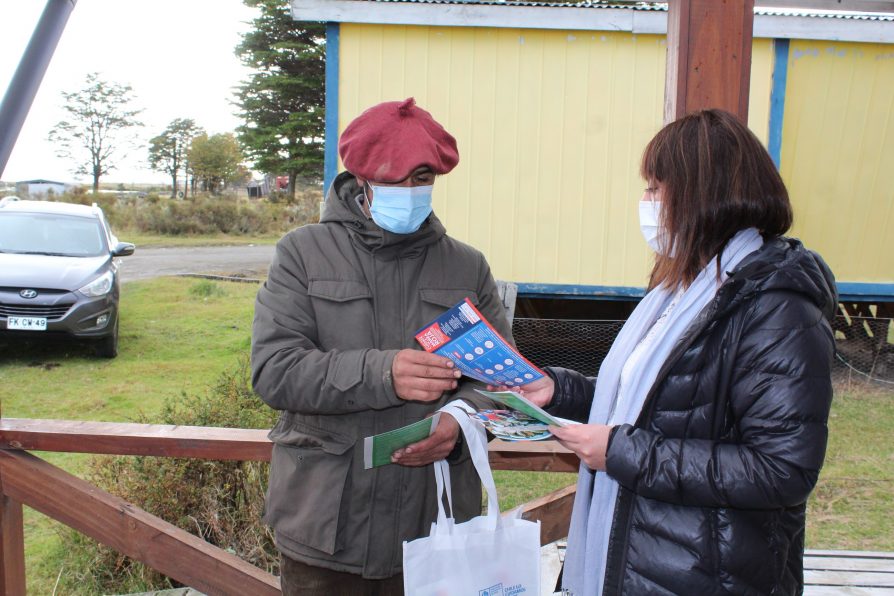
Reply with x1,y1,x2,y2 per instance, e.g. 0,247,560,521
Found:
434,401,501,530
433,459,453,527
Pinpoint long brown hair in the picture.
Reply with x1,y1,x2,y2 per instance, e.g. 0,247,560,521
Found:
641,109,792,290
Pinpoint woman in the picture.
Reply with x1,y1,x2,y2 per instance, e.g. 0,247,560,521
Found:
515,110,836,595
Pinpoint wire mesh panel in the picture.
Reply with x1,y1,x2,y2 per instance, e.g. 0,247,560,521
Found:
513,315,894,386
512,318,624,377
833,314,894,385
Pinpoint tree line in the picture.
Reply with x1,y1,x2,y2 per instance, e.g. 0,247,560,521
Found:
47,0,324,200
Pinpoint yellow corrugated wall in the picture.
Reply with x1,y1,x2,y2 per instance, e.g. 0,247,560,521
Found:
781,40,894,284
338,24,774,288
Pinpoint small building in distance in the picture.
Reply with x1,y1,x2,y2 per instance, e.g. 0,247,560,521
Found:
16,179,68,197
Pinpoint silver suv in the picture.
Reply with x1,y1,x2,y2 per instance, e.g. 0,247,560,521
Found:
0,198,134,357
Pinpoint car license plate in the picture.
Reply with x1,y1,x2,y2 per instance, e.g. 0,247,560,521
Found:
7,316,47,331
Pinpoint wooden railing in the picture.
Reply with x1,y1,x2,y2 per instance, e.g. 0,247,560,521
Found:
0,418,578,596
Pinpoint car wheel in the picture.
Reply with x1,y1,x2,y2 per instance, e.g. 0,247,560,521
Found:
95,321,119,358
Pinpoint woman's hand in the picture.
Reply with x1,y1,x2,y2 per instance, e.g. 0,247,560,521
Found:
488,375,555,408
550,424,614,471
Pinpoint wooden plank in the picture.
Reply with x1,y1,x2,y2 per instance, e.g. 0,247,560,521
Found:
805,587,894,596
488,439,580,473
665,0,755,123
0,419,581,472
807,550,894,560
514,484,577,545
0,449,279,596
805,556,894,573
0,470,25,596
804,569,894,587
0,419,272,461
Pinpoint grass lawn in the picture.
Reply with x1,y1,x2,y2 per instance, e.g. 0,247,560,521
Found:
0,276,260,594
1,275,892,592
806,381,894,550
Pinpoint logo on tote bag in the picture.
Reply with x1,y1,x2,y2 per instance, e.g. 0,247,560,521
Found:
480,584,527,596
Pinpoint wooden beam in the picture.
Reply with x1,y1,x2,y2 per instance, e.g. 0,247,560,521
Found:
0,470,25,596
0,449,280,596
0,419,273,461
665,0,755,123
0,419,581,472
488,438,580,473
512,483,577,546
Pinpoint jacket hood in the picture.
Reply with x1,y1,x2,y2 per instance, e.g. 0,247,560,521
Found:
321,171,446,259
718,237,838,321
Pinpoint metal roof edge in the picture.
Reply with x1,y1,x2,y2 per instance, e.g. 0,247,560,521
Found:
291,0,894,43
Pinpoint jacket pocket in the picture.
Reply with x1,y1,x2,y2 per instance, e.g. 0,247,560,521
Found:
307,279,373,353
265,416,355,555
308,280,372,303
418,288,479,309
419,288,480,325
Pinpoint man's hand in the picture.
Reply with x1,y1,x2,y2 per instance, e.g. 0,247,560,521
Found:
488,375,555,408
550,424,613,471
392,414,460,467
392,349,461,402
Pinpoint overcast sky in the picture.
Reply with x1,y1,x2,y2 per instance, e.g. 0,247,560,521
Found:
1,0,260,185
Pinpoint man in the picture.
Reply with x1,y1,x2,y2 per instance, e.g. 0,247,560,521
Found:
251,97,512,594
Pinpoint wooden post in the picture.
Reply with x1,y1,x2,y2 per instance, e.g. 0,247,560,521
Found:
0,449,279,596
665,0,755,123
516,484,577,545
0,465,26,596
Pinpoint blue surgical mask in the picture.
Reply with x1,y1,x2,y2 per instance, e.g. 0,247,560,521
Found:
368,184,433,234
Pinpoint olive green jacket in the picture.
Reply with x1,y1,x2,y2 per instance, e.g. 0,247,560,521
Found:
251,172,512,579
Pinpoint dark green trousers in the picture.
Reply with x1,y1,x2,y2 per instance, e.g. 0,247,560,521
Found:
280,555,404,596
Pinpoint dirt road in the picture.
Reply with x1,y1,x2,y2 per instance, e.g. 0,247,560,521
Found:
119,244,276,283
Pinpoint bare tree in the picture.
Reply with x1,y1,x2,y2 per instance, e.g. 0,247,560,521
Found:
48,73,143,192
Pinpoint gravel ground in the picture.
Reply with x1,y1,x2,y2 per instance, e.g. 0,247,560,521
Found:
119,244,276,283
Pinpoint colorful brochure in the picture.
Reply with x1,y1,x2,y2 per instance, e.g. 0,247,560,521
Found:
415,298,544,387
472,409,553,442
474,389,570,428
363,413,441,469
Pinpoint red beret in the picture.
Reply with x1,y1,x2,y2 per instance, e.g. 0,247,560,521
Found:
338,98,459,183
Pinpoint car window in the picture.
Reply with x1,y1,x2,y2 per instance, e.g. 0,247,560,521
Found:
0,213,108,257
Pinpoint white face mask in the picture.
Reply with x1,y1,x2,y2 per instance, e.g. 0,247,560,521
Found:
639,200,667,253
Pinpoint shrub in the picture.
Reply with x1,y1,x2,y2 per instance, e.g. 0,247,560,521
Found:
57,359,279,594
189,279,227,299
52,188,323,237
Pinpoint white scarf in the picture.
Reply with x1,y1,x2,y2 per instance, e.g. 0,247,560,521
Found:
562,227,764,595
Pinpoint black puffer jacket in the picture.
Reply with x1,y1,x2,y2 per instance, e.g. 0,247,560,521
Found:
547,237,836,596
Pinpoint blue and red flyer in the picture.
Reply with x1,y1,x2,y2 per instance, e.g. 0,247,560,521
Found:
414,297,545,387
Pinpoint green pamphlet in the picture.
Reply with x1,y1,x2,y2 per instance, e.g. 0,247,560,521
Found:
474,389,568,427
363,413,441,469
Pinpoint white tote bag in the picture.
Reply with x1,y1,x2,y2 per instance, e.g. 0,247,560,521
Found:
403,402,541,596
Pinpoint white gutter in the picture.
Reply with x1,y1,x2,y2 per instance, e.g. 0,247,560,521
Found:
292,1,666,34
291,0,894,43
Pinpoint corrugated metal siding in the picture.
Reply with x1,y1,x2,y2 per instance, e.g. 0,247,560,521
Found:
339,24,775,287
781,40,894,283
